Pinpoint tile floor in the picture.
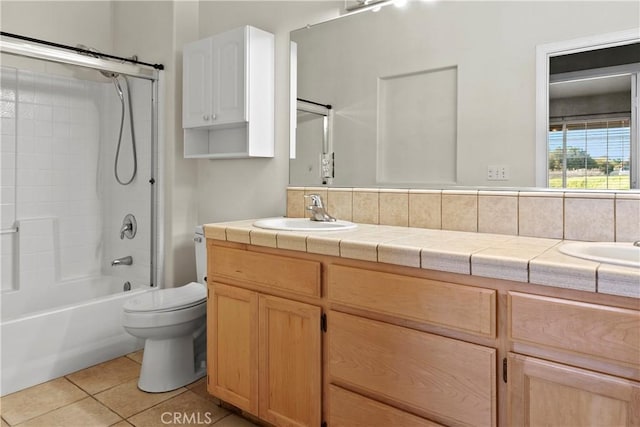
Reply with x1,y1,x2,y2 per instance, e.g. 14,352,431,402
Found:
0,351,260,427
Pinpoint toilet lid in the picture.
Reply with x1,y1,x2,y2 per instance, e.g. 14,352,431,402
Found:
123,282,206,313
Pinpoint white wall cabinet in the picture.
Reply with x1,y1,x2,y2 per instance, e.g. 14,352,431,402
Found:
182,26,274,158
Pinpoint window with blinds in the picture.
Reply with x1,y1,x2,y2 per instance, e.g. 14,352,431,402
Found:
548,118,631,189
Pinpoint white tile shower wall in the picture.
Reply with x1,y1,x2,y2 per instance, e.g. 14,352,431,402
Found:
11,69,104,281
1,66,18,291
0,66,153,300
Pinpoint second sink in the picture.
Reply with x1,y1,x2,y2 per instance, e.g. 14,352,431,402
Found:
558,242,640,268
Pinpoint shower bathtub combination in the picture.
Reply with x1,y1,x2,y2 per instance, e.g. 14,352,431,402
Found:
0,34,162,396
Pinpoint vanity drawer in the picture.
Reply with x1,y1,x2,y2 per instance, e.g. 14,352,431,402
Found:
329,311,497,427
509,292,640,367
327,264,496,337
329,385,443,427
209,245,321,297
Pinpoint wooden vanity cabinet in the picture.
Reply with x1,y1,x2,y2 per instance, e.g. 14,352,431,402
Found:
207,243,322,427
205,238,640,427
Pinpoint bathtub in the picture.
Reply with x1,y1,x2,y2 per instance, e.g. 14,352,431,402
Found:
1,276,153,396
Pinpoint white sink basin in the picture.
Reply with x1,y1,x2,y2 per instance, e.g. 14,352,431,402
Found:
558,242,640,268
253,217,357,232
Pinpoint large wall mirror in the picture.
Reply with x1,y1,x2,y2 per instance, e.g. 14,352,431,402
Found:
290,1,639,189
536,31,639,190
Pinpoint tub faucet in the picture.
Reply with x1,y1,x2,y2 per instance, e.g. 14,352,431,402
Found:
305,194,336,222
112,256,133,266
634,241,640,247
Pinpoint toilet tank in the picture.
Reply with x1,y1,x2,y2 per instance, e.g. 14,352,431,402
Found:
194,225,206,285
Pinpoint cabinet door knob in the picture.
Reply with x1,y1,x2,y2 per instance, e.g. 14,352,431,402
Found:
211,113,217,120
203,114,210,121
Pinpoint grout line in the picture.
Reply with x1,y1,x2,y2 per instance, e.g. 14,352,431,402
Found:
211,413,235,425
62,374,94,396
85,394,124,426
119,388,190,421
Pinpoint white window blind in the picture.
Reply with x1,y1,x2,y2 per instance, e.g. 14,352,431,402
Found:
548,118,631,189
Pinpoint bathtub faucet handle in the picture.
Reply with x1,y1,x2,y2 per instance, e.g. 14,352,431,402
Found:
120,214,137,240
120,223,132,239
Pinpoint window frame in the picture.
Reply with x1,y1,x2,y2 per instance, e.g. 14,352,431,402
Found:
535,29,640,189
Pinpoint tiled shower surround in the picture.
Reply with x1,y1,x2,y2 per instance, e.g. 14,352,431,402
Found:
287,187,640,243
0,65,152,299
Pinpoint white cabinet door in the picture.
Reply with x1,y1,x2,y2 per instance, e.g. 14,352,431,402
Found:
182,26,274,158
212,26,246,125
182,37,213,128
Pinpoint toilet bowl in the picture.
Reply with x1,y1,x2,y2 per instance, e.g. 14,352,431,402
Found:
122,226,207,392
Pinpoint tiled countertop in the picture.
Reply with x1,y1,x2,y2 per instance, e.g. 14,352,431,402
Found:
204,219,640,299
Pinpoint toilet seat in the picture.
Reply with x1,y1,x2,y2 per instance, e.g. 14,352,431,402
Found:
122,300,206,329
124,282,206,313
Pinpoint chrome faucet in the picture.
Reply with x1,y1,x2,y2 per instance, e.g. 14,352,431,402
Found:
305,194,336,222
633,241,640,247
111,256,133,266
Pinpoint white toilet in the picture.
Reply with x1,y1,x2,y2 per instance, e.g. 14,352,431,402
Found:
122,226,207,392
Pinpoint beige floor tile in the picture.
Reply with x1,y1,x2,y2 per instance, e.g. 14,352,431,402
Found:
16,397,121,427
213,414,259,427
127,390,229,427
66,357,141,395
1,378,87,425
125,350,144,364
2,418,9,427
94,379,186,419
186,379,221,405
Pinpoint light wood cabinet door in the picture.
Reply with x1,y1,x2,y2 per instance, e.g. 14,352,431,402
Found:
329,385,443,427
209,245,321,298
208,283,258,415
259,295,321,427
329,311,496,426
328,264,496,338
508,353,640,426
509,292,640,369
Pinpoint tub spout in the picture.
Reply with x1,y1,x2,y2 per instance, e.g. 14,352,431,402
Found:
111,256,133,266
